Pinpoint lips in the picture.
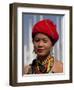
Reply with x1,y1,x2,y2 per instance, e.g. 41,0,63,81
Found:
37,49,44,53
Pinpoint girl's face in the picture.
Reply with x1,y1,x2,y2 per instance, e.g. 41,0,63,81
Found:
33,33,53,57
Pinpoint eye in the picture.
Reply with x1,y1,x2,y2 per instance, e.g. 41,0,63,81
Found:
43,39,48,43
34,38,40,42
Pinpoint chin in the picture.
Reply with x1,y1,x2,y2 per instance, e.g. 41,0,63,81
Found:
37,53,46,57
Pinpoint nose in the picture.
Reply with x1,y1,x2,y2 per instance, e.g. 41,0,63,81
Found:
38,41,44,47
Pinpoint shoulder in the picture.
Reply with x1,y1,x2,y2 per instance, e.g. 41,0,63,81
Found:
51,59,63,73
24,64,32,74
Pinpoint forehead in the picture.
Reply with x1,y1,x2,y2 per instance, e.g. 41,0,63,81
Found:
34,33,49,39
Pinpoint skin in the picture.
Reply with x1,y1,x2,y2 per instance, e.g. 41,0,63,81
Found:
33,33,53,61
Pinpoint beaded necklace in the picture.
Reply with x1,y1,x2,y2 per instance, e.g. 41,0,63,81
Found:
32,56,54,74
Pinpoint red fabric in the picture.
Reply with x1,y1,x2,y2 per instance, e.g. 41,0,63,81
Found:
32,19,59,45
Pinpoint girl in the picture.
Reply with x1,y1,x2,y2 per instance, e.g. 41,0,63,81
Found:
24,19,63,74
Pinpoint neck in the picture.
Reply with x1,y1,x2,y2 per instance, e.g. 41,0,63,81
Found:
37,54,51,62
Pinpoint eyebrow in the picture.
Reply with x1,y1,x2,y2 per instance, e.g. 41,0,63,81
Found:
34,37,48,40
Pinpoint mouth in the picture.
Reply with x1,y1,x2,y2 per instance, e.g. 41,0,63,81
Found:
37,49,44,53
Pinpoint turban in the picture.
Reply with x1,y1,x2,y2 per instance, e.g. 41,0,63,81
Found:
32,19,59,45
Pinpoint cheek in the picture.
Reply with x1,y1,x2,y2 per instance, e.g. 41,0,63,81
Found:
45,43,52,51
47,40,52,49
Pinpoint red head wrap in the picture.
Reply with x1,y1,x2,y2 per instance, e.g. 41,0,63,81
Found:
32,19,59,45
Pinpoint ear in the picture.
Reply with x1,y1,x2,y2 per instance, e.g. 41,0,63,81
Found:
50,47,53,55
32,39,34,44
50,47,53,52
